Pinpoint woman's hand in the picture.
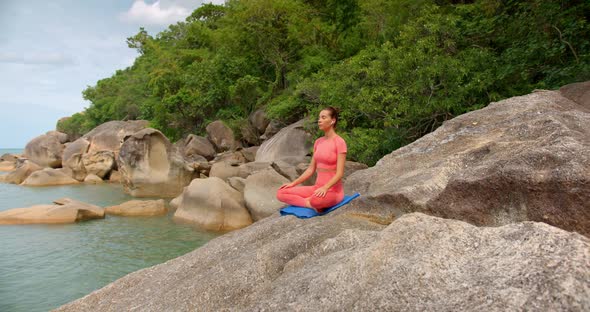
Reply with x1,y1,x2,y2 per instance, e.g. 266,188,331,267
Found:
313,186,329,197
279,182,296,190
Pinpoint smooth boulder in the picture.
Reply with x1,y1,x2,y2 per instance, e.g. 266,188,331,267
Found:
255,119,313,163
182,134,216,160
54,213,590,311
21,168,79,186
84,174,104,184
61,138,90,181
345,83,590,236
2,160,42,184
24,133,65,168
0,160,15,171
105,199,167,216
118,128,195,197
173,177,252,231
83,120,149,158
244,168,289,221
0,198,104,224
209,161,270,181
206,120,236,152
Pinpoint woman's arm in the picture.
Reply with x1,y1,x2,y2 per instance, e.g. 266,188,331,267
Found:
279,158,317,189
313,153,346,197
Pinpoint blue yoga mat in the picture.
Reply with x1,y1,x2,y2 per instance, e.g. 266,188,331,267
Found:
279,193,360,219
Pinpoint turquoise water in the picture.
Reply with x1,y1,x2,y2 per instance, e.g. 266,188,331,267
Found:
0,149,219,312
0,148,24,155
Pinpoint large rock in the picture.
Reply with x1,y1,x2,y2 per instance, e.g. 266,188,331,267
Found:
24,133,65,168
21,168,79,186
249,108,270,133
240,123,260,146
182,134,216,160
209,161,270,181
0,153,18,162
228,177,246,193
84,174,104,184
55,213,590,311
239,146,259,162
0,198,104,224
169,192,183,211
117,128,195,197
345,84,590,236
173,177,252,231
206,120,236,152
260,119,282,140
255,119,313,163
244,168,288,221
0,160,15,171
61,138,90,181
46,130,69,144
105,199,167,216
108,170,121,183
343,161,368,180
2,160,42,184
82,150,115,179
83,120,149,158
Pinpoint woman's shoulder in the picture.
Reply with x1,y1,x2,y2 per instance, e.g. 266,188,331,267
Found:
334,134,347,145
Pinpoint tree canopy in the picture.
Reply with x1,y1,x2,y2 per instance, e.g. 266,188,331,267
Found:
58,0,590,165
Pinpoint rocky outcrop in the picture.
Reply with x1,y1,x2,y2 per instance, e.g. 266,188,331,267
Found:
228,177,246,193
1,160,42,184
118,128,195,197
61,138,90,181
0,153,19,162
169,193,183,211
244,168,289,221
46,131,69,144
255,119,313,163
105,200,167,216
249,108,271,134
82,150,115,179
0,160,15,171
84,174,103,184
24,132,66,168
239,146,258,162
209,161,270,181
21,168,79,186
182,134,216,160
55,213,590,311
173,177,252,231
83,120,149,158
108,170,121,183
260,119,282,140
345,83,590,236
206,120,236,152
0,197,104,224
343,161,368,180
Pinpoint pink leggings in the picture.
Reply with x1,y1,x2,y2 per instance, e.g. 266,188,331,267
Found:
276,171,344,211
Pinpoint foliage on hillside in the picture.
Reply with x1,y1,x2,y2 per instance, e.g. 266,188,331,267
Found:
57,0,590,165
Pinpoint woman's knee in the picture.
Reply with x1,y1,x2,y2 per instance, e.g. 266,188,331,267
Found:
276,188,286,201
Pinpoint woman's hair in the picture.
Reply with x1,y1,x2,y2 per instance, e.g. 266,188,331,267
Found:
322,106,340,128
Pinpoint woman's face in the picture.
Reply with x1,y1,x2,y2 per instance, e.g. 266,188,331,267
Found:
318,110,334,131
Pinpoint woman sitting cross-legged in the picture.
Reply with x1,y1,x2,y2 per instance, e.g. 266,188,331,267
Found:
276,106,346,212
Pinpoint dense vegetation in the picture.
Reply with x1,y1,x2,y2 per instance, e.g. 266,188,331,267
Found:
58,0,590,165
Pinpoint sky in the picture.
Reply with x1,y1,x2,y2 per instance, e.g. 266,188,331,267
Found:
0,0,224,148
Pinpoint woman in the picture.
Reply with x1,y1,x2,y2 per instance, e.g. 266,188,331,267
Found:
276,107,347,212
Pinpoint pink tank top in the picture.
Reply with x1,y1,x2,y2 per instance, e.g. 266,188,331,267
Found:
313,135,347,170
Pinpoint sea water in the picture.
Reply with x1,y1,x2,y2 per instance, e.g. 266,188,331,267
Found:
0,149,219,312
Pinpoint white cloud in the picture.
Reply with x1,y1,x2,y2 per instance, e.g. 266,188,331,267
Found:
0,52,76,66
120,0,191,25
